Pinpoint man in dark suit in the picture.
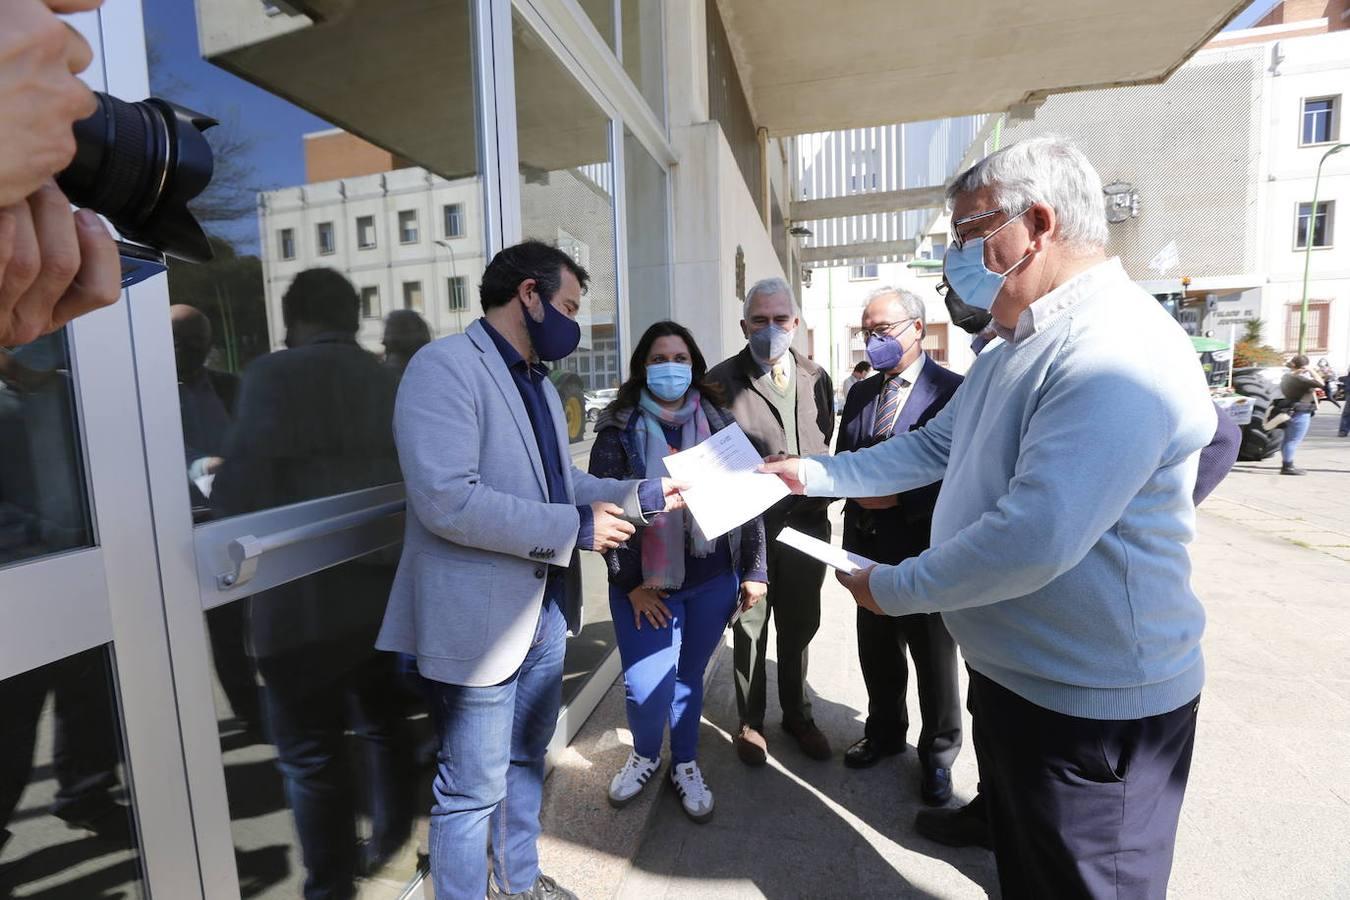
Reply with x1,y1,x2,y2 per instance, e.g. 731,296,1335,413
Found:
835,286,963,806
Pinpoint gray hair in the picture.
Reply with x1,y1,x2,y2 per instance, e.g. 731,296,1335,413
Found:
743,277,796,320
946,135,1109,252
863,285,926,334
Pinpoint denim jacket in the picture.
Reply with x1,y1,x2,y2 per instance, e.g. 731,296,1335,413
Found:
587,398,769,593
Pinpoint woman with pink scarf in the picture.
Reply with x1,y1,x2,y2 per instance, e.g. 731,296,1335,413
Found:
588,321,767,823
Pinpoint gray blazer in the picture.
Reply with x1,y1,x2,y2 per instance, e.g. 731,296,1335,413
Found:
375,319,644,687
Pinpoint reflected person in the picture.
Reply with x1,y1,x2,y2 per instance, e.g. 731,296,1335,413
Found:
381,309,432,377
169,304,262,735
212,268,412,900
376,240,684,900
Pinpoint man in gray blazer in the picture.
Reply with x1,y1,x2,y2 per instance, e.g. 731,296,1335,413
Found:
376,241,680,900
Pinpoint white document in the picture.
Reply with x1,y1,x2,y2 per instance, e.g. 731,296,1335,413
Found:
661,422,789,540
776,527,879,575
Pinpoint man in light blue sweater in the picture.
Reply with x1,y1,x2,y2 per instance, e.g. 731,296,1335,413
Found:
764,136,1216,899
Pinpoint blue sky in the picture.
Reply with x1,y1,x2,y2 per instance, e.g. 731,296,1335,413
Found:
144,0,329,252
1226,1,1278,29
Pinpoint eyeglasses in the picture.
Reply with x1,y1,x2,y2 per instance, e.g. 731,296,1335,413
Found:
862,318,916,341
935,281,951,299
949,205,1031,250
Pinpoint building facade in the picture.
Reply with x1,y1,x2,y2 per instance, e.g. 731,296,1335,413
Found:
997,17,1350,367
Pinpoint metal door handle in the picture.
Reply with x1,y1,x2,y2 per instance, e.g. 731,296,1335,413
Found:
217,500,405,589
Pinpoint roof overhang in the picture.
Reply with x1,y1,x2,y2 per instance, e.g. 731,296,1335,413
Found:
714,0,1250,135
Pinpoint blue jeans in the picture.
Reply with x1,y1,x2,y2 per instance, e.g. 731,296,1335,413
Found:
1282,411,1313,464
1339,395,1349,436
426,598,567,900
610,570,739,764
258,649,413,900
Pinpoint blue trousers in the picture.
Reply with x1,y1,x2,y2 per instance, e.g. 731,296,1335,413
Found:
425,597,567,900
1282,411,1313,464
610,570,739,764
1338,397,1349,436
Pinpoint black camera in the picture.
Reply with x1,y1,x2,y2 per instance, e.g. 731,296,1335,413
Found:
56,93,218,284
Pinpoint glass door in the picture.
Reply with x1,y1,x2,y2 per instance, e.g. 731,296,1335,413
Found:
103,1,495,897
0,12,200,897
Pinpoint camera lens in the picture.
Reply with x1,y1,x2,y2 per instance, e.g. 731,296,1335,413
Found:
56,93,217,264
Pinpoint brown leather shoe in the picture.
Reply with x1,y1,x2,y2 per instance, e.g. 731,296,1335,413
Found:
782,719,832,760
735,724,768,766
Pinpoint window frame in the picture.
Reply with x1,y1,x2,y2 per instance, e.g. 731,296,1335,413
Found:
398,209,420,245
279,227,296,260
359,285,382,319
1300,95,1341,147
356,214,378,250
447,275,468,311
443,203,465,238
402,279,424,312
1284,300,1332,353
849,262,879,281
1294,200,1336,251
316,220,336,255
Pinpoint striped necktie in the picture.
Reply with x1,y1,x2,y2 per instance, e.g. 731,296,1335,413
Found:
872,375,907,440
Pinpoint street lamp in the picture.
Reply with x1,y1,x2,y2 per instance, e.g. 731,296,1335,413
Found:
1298,141,1348,355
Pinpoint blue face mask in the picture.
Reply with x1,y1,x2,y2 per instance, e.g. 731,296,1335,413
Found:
864,326,919,373
646,362,693,401
942,208,1032,312
522,294,582,361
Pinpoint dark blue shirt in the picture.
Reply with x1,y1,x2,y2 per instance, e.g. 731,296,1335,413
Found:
481,319,591,602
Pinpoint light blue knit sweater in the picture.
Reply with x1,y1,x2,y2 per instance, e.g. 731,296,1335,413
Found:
800,259,1217,720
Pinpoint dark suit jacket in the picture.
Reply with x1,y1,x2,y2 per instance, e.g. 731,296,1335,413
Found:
835,355,963,565
706,346,835,529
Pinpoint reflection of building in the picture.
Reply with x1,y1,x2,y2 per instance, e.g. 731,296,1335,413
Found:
259,131,487,353
997,8,1350,366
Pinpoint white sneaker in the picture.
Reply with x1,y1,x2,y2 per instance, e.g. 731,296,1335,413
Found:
608,751,660,808
670,761,714,823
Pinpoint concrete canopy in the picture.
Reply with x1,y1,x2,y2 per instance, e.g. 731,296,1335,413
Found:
714,0,1250,135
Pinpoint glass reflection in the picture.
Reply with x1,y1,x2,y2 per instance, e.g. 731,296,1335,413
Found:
144,0,481,894
0,646,143,898
514,12,623,699
0,331,93,569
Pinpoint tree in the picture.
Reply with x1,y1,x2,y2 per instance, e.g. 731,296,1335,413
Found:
1234,318,1284,368
166,236,271,372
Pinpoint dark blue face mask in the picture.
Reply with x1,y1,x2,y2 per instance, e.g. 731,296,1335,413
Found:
522,294,581,361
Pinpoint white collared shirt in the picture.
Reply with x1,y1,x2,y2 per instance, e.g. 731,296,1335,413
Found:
992,257,1120,345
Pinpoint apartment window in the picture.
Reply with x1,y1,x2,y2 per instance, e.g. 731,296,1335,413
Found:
922,323,949,364
316,221,335,255
1295,200,1335,250
278,227,295,260
850,263,879,281
1301,96,1340,146
359,285,381,319
356,215,377,250
1284,301,1331,352
443,203,464,238
402,280,424,312
398,210,419,244
447,276,468,311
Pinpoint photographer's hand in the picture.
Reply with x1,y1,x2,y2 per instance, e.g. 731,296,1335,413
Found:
0,183,121,346
0,0,104,208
